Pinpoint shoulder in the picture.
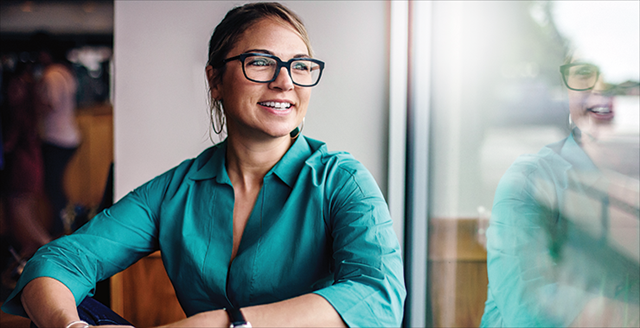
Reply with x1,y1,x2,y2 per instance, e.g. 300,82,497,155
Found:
167,144,223,179
494,138,570,205
43,64,74,81
305,137,365,172
502,139,569,184
304,137,377,181
131,144,222,196
41,64,77,92
301,136,384,200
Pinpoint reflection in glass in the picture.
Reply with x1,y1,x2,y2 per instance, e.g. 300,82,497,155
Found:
560,63,599,91
481,1,639,327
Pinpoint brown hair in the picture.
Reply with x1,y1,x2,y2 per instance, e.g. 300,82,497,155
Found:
206,2,313,135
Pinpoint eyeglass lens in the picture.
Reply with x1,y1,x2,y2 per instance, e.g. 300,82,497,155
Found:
244,55,321,86
564,64,598,90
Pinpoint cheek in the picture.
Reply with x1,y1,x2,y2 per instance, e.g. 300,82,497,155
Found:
568,92,587,113
223,78,258,105
298,89,312,106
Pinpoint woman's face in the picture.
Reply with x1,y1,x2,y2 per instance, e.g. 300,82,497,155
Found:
567,57,615,138
208,18,311,140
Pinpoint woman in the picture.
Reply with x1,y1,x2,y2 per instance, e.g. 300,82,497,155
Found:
480,53,639,327
1,3,406,327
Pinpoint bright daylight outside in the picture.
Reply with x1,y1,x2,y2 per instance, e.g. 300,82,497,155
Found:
425,1,639,327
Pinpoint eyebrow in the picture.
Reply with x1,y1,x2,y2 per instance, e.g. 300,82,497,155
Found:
245,49,310,59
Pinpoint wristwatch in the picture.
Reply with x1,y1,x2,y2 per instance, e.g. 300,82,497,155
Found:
225,307,252,328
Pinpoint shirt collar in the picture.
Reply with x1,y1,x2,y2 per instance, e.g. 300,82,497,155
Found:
190,140,229,184
268,136,313,188
189,136,314,188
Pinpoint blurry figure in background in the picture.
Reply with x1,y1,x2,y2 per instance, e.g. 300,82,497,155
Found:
36,42,81,237
480,51,640,327
1,61,52,285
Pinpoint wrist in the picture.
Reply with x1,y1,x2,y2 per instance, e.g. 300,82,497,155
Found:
225,308,251,328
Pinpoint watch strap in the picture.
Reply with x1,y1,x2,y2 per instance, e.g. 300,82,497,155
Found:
226,307,250,327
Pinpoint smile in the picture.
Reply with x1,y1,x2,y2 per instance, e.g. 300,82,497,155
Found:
258,101,292,111
588,106,611,114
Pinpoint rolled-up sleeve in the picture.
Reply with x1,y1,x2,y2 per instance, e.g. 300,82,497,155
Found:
314,162,406,327
1,168,173,317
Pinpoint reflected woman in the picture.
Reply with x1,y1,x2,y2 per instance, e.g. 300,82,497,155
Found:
480,52,640,327
1,3,406,327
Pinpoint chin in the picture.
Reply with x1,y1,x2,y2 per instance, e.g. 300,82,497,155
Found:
262,127,297,139
579,123,615,140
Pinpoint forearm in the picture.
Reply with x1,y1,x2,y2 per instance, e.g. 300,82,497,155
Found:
21,277,81,328
243,293,345,327
162,293,346,328
571,296,640,327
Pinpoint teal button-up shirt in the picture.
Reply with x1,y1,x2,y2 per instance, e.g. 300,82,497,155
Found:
3,136,406,327
481,132,639,327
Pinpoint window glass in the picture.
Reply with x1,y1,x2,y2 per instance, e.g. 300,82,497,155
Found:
424,1,639,326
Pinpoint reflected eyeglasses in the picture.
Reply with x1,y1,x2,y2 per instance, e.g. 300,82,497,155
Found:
560,63,600,91
222,53,325,87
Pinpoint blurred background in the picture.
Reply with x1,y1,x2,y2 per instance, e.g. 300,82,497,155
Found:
0,1,638,327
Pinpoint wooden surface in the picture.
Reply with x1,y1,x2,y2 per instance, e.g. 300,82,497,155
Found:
428,218,489,327
65,104,114,207
0,308,31,328
111,251,186,327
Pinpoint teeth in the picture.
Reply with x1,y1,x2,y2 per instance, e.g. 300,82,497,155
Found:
590,107,611,114
260,101,291,110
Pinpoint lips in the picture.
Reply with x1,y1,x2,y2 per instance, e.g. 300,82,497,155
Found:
587,106,614,120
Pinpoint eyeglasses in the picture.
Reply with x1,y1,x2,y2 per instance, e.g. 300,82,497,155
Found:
559,63,600,91
560,63,640,94
222,53,325,87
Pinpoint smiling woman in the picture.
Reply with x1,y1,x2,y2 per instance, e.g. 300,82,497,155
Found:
207,17,312,142
0,2,406,328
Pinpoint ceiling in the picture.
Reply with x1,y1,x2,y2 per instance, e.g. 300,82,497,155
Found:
0,0,113,35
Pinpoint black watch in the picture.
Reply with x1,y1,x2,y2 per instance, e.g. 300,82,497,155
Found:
225,307,252,328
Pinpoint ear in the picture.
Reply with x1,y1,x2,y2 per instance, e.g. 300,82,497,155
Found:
206,65,222,100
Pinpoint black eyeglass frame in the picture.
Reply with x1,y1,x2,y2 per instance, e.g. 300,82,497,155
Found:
222,52,325,87
559,63,600,91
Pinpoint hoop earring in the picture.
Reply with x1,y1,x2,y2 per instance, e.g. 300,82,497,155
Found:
213,115,226,135
290,117,305,139
211,100,226,135
568,113,574,129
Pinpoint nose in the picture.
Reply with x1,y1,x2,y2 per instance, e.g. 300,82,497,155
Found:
270,67,294,91
593,75,609,92
588,75,620,100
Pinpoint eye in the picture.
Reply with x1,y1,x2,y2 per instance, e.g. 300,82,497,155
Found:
572,65,597,78
247,56,275,67
292,61,311,72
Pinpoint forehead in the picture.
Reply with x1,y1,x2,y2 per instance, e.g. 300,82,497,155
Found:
570,49,640,84
570,50,597,64
232,18,309,56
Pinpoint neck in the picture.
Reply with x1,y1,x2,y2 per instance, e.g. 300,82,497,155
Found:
225,134,294,189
